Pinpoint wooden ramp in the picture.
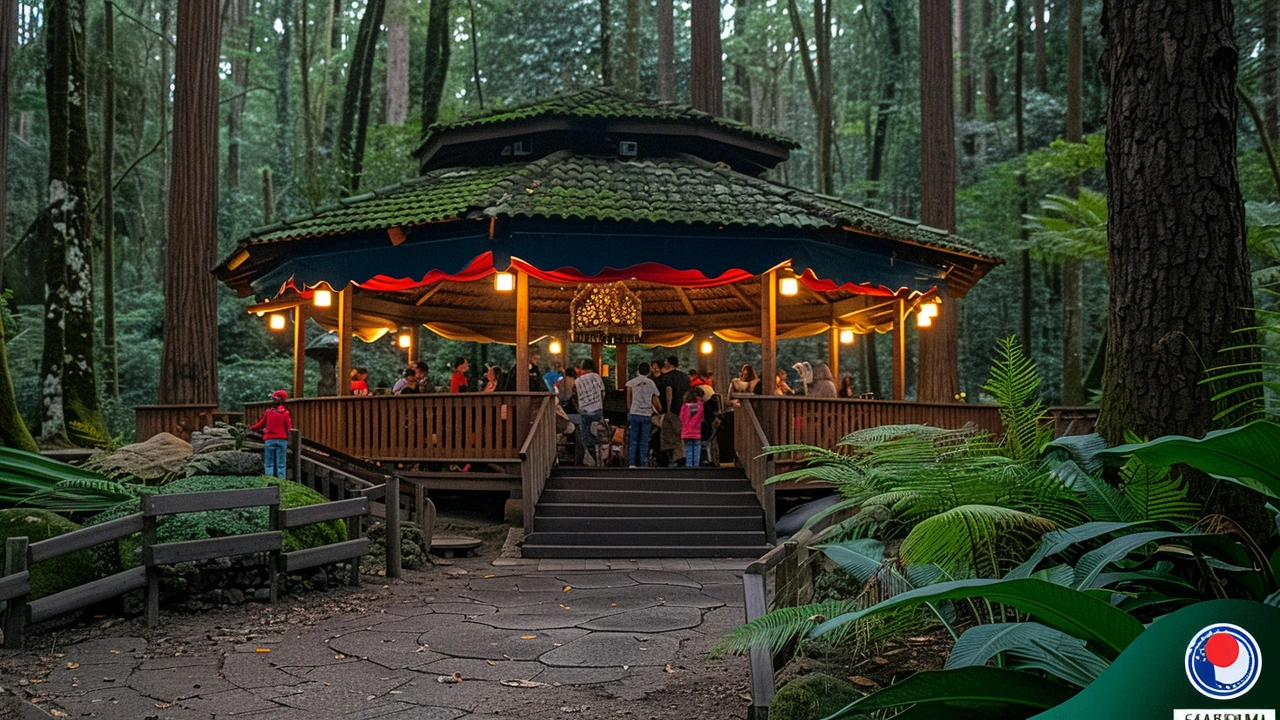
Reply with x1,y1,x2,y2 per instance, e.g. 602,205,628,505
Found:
522,467,772,558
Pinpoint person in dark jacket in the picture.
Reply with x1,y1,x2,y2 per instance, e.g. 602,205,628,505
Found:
250,390,293,478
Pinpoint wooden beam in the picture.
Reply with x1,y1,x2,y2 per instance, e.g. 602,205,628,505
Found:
761,270,777,395
892,297,907,401
615,344,628,390
828,325,840,381
338,285,353,396
414,283,446,306
673,287,696,315
292,306,306,398
247,296,306,315
726,282,760,310
591,343,603,376
515,270,530,392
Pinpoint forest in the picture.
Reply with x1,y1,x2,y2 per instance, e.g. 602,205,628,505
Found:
0,0,1276,445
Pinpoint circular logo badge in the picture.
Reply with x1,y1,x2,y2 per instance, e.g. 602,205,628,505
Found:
1185,624,1262,700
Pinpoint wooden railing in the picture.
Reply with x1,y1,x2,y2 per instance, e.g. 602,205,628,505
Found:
244,393,550,464
134,404,241,442
1,486,378,644
520,396,558,533
735,399,777,544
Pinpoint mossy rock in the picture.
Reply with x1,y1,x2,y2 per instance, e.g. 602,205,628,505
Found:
769,674,863,720
362,521,427,574
0,509,103,599
88,475,345,567
183,450,264,478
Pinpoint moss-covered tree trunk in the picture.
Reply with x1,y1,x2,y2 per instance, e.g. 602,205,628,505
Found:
0,0,37,452
421,0,452,129
40,0,71,444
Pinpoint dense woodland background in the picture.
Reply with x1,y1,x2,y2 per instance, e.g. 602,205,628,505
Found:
1,0,1277,442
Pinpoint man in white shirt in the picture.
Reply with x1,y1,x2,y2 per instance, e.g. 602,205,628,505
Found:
624,362,661,467
571,359,606,463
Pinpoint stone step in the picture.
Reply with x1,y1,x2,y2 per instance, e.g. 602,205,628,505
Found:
531,515,764,533
525,531,768,546
537,489,760,506
521,544,772,559
535,502,764,518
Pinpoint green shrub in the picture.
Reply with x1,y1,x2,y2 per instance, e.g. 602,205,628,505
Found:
89,475,345,567
0,509,104,598
769,674,863,720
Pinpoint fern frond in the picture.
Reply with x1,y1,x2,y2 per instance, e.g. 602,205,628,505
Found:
899,505,1057,575
711,600,858,656
1119,457,1199,524
984,336,1053,461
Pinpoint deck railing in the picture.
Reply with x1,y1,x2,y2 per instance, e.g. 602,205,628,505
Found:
519,396,558,533
244,393,551,464
735,399,777,544
134,404,242,442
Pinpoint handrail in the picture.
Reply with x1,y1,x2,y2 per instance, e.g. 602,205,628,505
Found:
735,399,777,544
519,396,557,533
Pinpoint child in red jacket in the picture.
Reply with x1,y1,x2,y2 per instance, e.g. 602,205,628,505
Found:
251,390,293,478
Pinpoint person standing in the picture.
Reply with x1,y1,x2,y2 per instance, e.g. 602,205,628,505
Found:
625,362,661,468
350,368,370,396
572,359,606,463
678,389,704,468
656,355,690,465
809,363,838,398
392,367,416,394
450,357,470,393
250,390,293,479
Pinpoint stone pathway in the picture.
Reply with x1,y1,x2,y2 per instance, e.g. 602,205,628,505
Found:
4,558,753,720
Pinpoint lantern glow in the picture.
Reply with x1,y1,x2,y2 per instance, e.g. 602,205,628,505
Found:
920,301,939,319
494,272,515,292
398,332,412,349
839,329,855,344
269,314,287,331
779,276,799,296
548,339,563,355
917,311,933,328
700,339,714,355
313,289,332,307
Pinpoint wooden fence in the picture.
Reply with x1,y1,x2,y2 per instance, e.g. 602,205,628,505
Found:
244,393,549,465
748,395,1004,453
519,397,558,533
134,405,242,442
0,484,388,647
735,399,777,544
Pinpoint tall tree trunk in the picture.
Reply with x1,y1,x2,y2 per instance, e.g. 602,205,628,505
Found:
466,0,484,109
157,0,170,285
0,0,37,451
656,0,673,101
160,0,222,407
1015,0,1032,356
690,0,722,116
916,0,959,403
981,0,997,120
786,0,826,191
274,0,293,177
421,0,452,128
1061,0,1085,405
226,0,249,190
621,0,640,92
103,0,118,402
385,0,410,125
335,0,385,193
867,0,902,205
1033,0,1047,92
599,0,611,85
298,0,315,179
1265,0,1279,142
1099,0,1261,526
958,0,975,155
814,0,833,195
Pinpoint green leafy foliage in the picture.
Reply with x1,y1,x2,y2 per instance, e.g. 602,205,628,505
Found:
824,666,1078,720
0,446,137,511
984,336,1053,461
1097,421,1280,499
0,509,103,598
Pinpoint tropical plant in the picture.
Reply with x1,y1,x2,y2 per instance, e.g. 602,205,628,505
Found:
1203,282,1280,423
0,446,140,512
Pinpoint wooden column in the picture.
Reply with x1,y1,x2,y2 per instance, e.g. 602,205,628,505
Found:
760,270,777,394
614,344,628,389
337,285,353,397
827,325,840,380
712,337,730,397
515,270,530,392
891,297,907,400
292,306,306,398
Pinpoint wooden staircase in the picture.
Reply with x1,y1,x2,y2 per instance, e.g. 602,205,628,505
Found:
522,467,772,558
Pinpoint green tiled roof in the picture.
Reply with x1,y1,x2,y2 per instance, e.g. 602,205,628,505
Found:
238,151,996,262
416,86,800,154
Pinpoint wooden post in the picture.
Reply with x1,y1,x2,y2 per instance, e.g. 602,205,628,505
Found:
614,344,628,390
288,428,302,483
742,570,775,715
292,306,306,398
892,296,907,400
142,504,159,628
349,513,363,587
712,336,730,397
760,270,777,394
268,497,280,603
515,270,530,392
386,475,402,579
337,285,354,396
3,537,28,649
591,343,603,375
827,325,840,380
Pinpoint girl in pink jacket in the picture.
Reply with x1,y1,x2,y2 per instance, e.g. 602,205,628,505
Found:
678,389,704,467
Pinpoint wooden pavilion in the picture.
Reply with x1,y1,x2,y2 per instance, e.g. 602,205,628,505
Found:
197,87,1008,556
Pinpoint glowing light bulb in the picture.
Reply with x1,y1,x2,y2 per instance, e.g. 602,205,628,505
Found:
494,272,515,292
548,339,563,355
920,302,939,319
917,311,933,328
700,339,714,355
313,289,333,307
269,314,287,331
839,329,855,344
398,332,412,349
779,277,799,296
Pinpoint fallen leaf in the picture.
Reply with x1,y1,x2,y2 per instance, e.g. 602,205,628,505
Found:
92,615,106,620
65,663,79,670
255,648,271,654
334,654,346,659
610,603,617,607
562,586,572,593
485,660,496,666
849,676,878,687
436,673,464,684
108,650,120,655
500,679,550,688
664,664,677,674
484,574,496,579
871,657,889,665
50,711,68,718
29,679,45,684
519,635,538,640
154,703,173,709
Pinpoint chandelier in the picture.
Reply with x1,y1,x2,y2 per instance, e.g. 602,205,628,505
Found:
570,282,642,344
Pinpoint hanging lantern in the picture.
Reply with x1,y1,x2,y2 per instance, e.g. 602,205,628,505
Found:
494,272,515,292
269,313,287,331
570,282,642,345
779,276,799,296
700,339,714,355
839,329,855,344
548,338,563,355
920,301,939,319
313,289,333,307
398,332,412,349
917,310,933,328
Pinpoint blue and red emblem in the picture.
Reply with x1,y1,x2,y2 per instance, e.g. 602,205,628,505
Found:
1185,623,1262,700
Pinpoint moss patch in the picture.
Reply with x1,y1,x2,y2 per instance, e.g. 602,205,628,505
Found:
0,509,102,598
769,674,863,720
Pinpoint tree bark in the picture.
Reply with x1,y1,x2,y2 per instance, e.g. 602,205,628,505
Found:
867,0,902,205
1265,0,1279,142
103,0,118,402
599,0,611,85
916,0,959,403
656,0,673,101
0,0,37,451
160,0,222,407
421,0,452,128
621,0,641,92
958,0,975,155
336,0,385,193
1015,0,1032,357
466,0,484,109
1033,0,1046,92
226,0,249,190
385,0,410,125
814,0,833,195
273,0,293,177
157,0,170,284
981,0,997,120
1061,0,1085,406
1099,0,1262,524
298,0,315,178
690,0,722,116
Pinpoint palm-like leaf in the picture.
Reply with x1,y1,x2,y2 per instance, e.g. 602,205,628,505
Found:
710,600,857,656
945,621,1109,688
984,337,1052,461
1024,189,1109,262
900,505,1058,575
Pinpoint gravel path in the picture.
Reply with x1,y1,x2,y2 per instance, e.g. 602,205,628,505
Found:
0,556,754,720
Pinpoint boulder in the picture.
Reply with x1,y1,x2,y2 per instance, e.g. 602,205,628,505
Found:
91,432,192,481
0,510,103,599
183,450,264,477
190,425,239,454
768,674,863,720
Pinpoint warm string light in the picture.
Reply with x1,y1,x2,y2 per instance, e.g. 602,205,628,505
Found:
917,297,941,328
